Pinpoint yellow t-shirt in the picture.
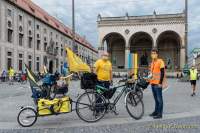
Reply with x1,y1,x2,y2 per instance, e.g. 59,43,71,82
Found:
9,69,15,77
94,59,112,81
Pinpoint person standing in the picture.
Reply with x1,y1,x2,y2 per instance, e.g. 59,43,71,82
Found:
94,51,113,90
8,67,15,85
93,51,113,113
189,66,198,96
1,69,7,82
149,48,165,119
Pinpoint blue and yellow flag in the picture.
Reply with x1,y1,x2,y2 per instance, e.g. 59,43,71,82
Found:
66,48,91,73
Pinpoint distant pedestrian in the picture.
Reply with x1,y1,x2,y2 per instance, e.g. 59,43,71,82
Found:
189,66,198,96
1,69,7,82
8,67,15,85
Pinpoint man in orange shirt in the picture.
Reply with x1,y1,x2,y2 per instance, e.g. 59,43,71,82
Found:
149,48,165,119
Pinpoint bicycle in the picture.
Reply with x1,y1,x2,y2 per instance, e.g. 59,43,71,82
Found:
76,78,145,122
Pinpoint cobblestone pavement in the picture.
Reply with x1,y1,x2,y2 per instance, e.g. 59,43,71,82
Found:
0,79,200,132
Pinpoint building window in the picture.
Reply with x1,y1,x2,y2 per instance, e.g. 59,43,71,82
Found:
36,25,40,30
19,26,23,32
19,33,23,46
29,30,32,36
37,34,40,38
7,9,12,16
7,29,13,43
37,40,41,50
7,51,12,70
43,56,47,66
28,55,32,70
8,21,12,28
36,57,40,72
19,15,22,21
28,20,32,26
56,59,59,68
44,42,47,51
61,48,63,56
18,53,23,71
28,37,32,48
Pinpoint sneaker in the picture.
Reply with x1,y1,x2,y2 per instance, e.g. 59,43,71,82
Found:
149,112,157,117
153,114,162,119
191,93,195,97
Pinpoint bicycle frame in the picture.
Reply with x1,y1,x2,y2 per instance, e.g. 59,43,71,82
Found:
107,84,128,106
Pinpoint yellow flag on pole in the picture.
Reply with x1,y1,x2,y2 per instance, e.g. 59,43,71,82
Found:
66,48,91,72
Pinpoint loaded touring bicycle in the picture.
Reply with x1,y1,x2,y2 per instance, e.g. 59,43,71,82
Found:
17,67,147,127
17,48,147,127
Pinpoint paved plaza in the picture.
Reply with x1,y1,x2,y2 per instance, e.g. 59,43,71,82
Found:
0,79,200,132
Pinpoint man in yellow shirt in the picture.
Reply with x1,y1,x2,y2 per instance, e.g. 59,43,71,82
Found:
189,66,198,96
94,51,113,91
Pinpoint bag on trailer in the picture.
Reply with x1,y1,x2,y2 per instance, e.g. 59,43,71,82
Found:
38,96,71,115
81,72,97,90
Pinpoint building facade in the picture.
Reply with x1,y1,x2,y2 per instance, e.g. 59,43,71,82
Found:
195,55,200,71
0,0,98,73
188,48,200,68
97,12,186,71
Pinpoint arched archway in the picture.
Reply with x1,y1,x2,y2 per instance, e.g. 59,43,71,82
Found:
157,30,181,70
102,32,126,69
129,32,153,67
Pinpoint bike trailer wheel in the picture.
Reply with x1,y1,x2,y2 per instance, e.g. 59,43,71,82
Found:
17,107,37,127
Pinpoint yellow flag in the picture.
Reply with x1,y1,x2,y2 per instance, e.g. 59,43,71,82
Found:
66,48,91,72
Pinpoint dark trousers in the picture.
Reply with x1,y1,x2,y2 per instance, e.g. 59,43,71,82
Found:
96,81,110,112
151,84,163,115
97,81,110,89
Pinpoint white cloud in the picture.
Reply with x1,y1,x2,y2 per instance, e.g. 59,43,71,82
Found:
32,0,200,51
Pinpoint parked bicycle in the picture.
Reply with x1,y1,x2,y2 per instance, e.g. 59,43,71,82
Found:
76,73,147,122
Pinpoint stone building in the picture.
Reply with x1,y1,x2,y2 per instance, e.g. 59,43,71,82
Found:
0,0,98,73
188,48,200,68
97,11,186,71
195,55,200,71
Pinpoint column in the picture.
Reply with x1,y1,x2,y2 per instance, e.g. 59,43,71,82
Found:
180,48,186,69
125,46,130,69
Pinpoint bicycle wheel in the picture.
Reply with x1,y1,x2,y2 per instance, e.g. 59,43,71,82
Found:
125,90,144,120
17,107,37,127
76,91,106,122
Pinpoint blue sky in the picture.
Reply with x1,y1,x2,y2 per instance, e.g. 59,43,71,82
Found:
32,0,200,53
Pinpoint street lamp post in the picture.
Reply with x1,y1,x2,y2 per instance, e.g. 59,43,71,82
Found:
185,0,188,62
72,0,76,54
